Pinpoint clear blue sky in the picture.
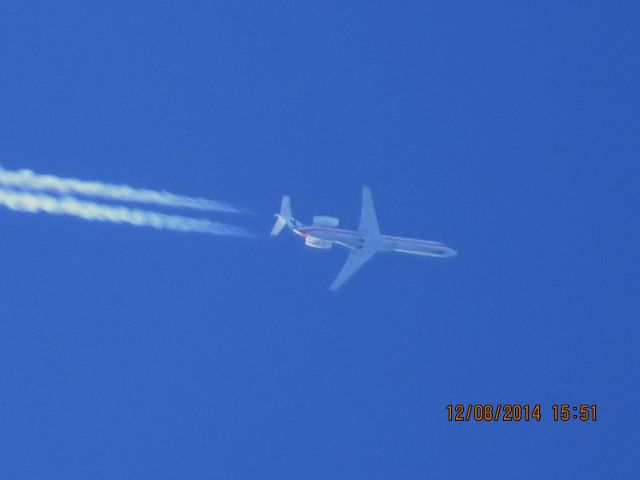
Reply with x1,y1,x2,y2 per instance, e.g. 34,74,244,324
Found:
1,2,638,478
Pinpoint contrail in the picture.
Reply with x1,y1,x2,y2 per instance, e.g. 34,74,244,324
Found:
0,188,251,237
0,166,244,213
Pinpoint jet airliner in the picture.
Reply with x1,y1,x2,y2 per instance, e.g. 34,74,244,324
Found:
271,187,457,290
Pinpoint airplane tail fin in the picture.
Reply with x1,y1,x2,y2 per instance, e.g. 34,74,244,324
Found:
270,195,292,236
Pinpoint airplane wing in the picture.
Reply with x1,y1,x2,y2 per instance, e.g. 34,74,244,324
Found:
329,242,379,291
359,186,380,236
329,186,382,291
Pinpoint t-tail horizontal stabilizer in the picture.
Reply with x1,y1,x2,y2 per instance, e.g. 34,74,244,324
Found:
270,195,292,236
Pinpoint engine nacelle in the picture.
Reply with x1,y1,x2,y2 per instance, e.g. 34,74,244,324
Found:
305,237,332,249
312,215,339,227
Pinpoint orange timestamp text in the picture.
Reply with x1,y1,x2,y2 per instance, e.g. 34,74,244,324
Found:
446,404,598,422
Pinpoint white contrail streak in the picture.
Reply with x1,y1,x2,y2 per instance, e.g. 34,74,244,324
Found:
0,166,244,213
0,188,251,237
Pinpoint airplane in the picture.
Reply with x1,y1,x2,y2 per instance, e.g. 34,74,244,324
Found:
270,186,457,290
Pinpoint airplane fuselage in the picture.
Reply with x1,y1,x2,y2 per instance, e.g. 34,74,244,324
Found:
271,187,456,289
292,224,457,258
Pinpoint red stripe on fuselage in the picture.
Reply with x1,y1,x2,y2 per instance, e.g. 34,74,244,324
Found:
301,226,352,234
299,226,447,247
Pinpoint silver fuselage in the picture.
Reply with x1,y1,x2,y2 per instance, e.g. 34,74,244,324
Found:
292,223,457,258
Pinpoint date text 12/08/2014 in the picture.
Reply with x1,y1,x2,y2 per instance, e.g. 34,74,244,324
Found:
446,404,597,422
